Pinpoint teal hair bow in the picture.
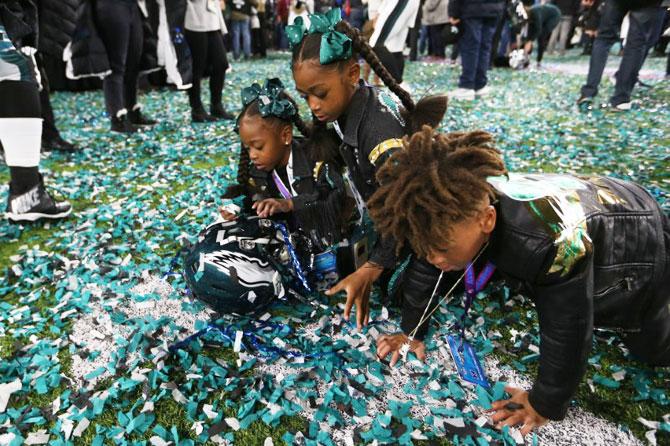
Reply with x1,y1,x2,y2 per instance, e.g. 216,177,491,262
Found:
239,78,296,121
285,16,307,49
285,8,352,65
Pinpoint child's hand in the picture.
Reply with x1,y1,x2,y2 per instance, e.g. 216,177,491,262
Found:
252,199,293,218
489,386,548,435
219,207,238,221
376,333,426,367
325,262,383,330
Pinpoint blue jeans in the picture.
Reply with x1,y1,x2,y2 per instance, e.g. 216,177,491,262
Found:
458,17,498,90
580,1,663,105
275,22,288,50
231,18,251,59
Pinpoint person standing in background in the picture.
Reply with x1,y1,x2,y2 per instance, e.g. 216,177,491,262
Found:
94,0,157,133
578,0,664,111
523,0,561,66
1,1,72,222
228,0,257,60
342,0,365,30
422,0,449,60
185,0,235,122
369,0,421,84
547,0,581,55
35,0,80,152
252,0,268,57
448,0,505,100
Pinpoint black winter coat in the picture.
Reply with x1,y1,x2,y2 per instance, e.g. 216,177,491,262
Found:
0,0,38,49
66,0,192,88
402,174,669,421
448,0,505,19
36,0,79,57
485,175,667,420
241,139,351,250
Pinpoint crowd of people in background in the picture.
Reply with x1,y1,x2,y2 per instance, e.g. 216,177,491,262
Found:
0,0,669,223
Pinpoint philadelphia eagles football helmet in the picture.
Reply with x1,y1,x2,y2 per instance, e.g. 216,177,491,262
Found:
182,216,287,314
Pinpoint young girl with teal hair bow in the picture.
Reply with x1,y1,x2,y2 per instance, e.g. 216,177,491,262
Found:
222,78,353,281
286,8,450,333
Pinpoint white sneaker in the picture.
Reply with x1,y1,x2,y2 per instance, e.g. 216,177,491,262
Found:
612,101,632,111
475,86,491,97
449,88,476,101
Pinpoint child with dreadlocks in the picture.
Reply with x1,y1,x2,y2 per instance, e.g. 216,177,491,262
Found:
287,8,449,331
221,78,352,286
367,127,670,435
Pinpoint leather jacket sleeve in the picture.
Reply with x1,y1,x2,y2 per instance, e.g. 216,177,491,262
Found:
291,162,349,247
528,252,594,421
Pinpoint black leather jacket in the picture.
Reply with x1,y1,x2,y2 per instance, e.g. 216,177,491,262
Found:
405,174,669,420
334,81,406,269
489,175,668,420
243,139,350,249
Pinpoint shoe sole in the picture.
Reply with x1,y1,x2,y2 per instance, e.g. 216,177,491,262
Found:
6,209,72,222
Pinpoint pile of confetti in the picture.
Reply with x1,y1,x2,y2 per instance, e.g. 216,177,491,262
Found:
0,51,668,445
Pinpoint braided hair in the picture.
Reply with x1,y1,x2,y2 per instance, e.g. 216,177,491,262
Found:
367,127,508,258
223,92,312,204
291,20,448,136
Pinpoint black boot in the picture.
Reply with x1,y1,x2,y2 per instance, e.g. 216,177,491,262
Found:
210,103,236,121
129,107,157,126
192,107,217,123
6,175,72,222
111,114,137,133
42,135,79,153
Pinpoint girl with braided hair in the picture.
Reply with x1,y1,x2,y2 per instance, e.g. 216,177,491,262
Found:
286,8,449,331
368,126,670,435
222,78,351,254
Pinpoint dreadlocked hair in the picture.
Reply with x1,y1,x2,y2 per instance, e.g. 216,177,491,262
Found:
291,20,448,135
367,126,508,258
223,91,312,205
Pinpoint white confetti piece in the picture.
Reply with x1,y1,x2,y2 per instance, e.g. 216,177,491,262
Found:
233,330,243,353
225,417,240,431
172,388,187,404
645,430,657,446
0,379,22,413
192,421,204,436
61,419,74,440
175,209,188,221
445,417,465,428
150,435,172,446
203,404,218,419
612,370,626,381
25,430,50,445
72,417,90,437
141,401,154,413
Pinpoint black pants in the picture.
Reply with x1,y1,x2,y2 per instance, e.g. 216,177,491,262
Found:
374,45,406,83
0,81,42,192
0,82,41,119
95,0,143,117
36,54,59,141
536,30,554,64
252,15,267,57
185,29,229,111
428,24,446,58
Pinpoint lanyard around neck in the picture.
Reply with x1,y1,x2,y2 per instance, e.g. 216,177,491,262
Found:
272,170,293,199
